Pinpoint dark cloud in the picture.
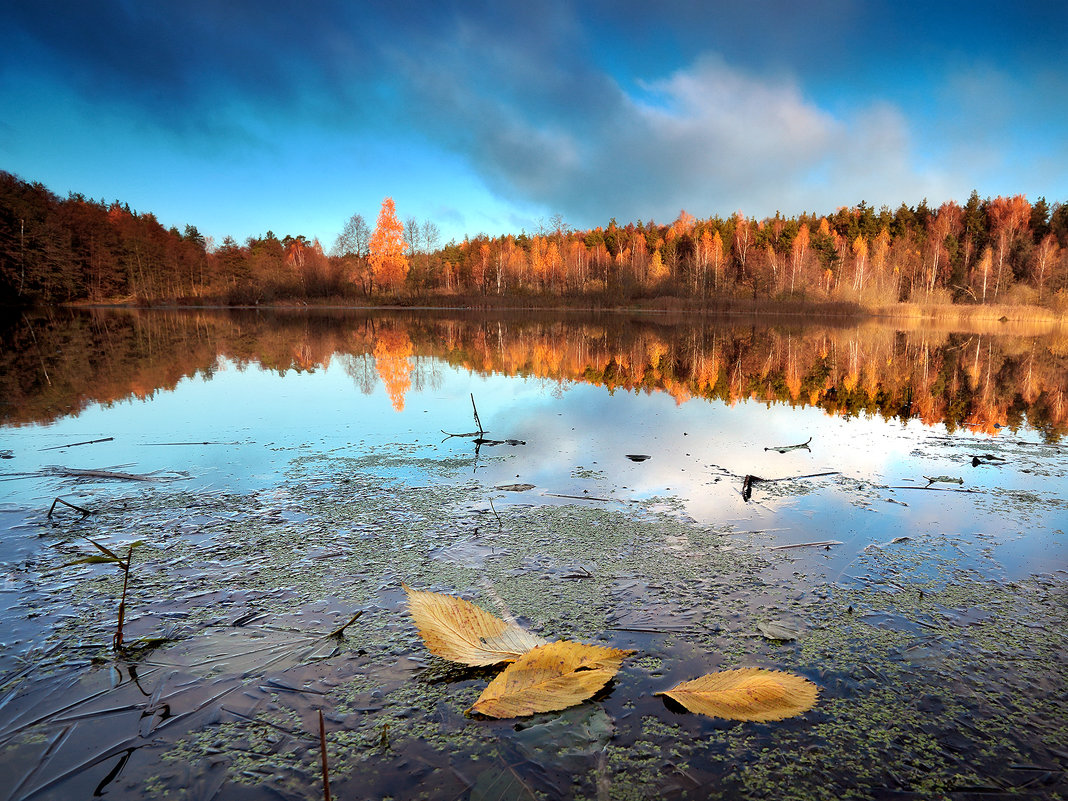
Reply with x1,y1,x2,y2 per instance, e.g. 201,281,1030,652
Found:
3,0,1063,228
2,1,384,137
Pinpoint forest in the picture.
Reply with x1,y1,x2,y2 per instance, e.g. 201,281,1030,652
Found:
1,170,1067,311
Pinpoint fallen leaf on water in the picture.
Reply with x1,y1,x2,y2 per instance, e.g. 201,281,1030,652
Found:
470,640,634,718
404,585,546,666
657,667,818,722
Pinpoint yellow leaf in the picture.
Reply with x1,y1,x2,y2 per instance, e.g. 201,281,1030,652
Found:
470,640,634,719
404,585,547,666
656,667,818,722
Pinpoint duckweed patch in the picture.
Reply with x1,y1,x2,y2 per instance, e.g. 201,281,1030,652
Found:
2,445,1064,800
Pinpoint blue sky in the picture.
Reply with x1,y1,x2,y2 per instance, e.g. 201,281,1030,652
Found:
2,1,1065,248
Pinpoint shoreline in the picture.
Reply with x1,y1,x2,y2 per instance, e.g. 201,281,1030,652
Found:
52,295,1068,320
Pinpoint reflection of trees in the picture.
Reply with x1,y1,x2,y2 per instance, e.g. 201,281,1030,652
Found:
3,309,1066,442
372,328,413,412
340,353,378,395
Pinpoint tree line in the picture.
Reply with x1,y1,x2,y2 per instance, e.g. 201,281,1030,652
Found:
2,170,1066,308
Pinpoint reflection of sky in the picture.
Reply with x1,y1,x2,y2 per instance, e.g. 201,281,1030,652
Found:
3,356,1064,579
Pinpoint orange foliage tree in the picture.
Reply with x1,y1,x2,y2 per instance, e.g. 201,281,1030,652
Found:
368,197,409,293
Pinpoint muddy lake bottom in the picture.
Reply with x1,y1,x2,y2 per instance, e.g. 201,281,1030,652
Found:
0,434,1064,801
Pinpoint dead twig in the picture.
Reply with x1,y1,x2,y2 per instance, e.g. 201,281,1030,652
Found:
562,566,593,579
470,393,484,436
40,437,114,452
327,611,364,639
764,437,812,453
758,471,840,482
544,492,622,503
890,486,982,493
441,430,482,440
319,709,332,801
742,471,838,502
45,466,157,482
48,497,92,518
768,540,843,550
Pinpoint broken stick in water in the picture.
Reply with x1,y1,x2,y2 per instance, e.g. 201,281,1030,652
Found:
48,497,93,518
764,437,812,453
742,470,839,501
319,709,332,801
769,540,843,550
327,611,364,639
44,466,157,482
470,393,484,436
40,437,114,452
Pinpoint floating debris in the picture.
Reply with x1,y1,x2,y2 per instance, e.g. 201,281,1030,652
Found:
768,540,842,551
756,621,803,641
764,437,812,453
924,475,964,486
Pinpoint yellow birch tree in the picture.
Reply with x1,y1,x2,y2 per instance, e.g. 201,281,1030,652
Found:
368,197,408,294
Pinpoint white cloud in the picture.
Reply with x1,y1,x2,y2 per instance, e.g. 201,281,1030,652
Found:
397,43,958,225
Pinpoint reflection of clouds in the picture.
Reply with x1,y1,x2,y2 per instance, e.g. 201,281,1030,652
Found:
472,377,1064,578
6,345,1061,579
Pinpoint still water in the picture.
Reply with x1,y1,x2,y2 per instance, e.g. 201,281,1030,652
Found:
0,308,1065,800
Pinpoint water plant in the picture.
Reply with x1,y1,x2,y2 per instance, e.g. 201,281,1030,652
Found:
63,537,140,649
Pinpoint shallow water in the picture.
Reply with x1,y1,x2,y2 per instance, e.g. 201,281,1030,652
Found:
0,309,1065,800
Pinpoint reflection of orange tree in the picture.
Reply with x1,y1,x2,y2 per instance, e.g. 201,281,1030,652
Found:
373,328,414,412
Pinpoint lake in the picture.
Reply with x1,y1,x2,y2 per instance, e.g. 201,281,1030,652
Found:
0,307,1065,800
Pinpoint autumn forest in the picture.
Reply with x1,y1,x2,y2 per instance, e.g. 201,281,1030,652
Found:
2,171,1067,312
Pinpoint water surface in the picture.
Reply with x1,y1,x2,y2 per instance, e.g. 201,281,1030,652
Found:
0,309,1064,800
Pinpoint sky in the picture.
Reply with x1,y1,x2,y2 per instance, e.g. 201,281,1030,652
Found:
2,1,1066,249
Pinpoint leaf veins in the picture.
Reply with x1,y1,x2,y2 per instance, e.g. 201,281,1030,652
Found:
403,585,546,666
470,640,634,719
657,667,818,722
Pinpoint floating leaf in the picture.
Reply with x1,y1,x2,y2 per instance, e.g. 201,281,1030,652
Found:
470,640,633,719
657,667,818,722
404,585,546,666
